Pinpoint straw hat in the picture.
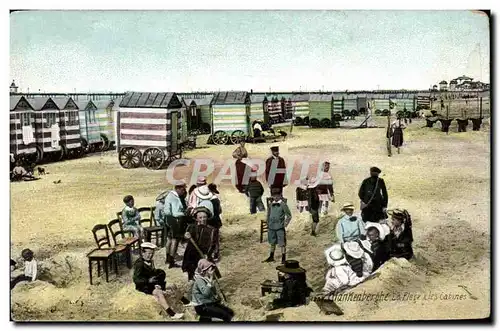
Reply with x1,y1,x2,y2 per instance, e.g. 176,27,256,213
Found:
342,241,364,259
194,185,214,200
365,222,390,241
388,208,406,220
193,204,213,219
341,203,355,211
325,244,347,267
276,260,306,274
140,242,158,250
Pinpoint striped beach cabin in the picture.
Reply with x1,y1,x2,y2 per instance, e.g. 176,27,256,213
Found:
267,96,283,124
96,98,119,151
308,94,333,128
291,94,310,126
249,94,268,125
10,96,37,162
76,99,102,153
52,97,84,158
117,92,183,170
210,91,250,145
30,97,64,161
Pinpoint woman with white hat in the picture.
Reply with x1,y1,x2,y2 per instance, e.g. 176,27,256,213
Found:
188,184,215,216
335,203,366,243
364,222,391,271
133,242,188,320
342,241,373,278
322,244,364,295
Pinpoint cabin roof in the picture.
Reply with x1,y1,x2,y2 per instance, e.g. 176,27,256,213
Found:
119,92,180,108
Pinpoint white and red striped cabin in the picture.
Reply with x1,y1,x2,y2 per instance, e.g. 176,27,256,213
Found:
117,92,183,169
267,97,283,124
30,97,63,159
10,96,37,161
51,97,82,153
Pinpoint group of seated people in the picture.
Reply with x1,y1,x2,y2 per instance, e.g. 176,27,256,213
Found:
322,205,414,296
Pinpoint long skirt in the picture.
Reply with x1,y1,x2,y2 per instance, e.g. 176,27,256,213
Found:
235,160,250,192
392,128,404,148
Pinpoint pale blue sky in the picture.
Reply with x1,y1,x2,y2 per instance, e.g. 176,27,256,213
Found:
10,10,489,93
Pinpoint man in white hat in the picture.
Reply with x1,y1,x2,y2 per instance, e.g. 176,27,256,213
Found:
133,242,188,320
335,203,366,243
322,244,364,295
364,222,391,271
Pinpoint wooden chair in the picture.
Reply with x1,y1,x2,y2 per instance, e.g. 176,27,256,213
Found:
88,224,127,284
108,218,139,268
139,206,164,247
260,198,288,243
260,279,283,296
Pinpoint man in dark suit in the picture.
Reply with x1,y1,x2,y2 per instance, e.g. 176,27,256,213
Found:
265,146,287,195
358,167,388,223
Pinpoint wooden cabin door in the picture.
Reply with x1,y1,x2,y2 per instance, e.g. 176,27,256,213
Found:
171,111,178,153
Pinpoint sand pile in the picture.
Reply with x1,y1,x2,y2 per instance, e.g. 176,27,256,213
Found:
11,281,68,320
36,252,86,288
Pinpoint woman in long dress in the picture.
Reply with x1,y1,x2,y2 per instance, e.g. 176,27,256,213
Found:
232,141,250,193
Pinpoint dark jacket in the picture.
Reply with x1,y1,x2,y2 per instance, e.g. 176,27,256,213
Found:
388,225,414,260
133,258,166,295
208,197,223,228
370,238,391,271
245,180,265,198
358,176,388,208
308,187,320,211
296,187,309,202
272,273,312,309
182,224,217,274
265,156,287,188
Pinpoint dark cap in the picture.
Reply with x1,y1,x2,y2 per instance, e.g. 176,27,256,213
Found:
270,146,279,152
370,167,382,174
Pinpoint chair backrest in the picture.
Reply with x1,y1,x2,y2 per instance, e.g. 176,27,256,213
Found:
92,224,112,249
116,211,123,224
139,218,153,227
108,219,124,245
137,206,153,219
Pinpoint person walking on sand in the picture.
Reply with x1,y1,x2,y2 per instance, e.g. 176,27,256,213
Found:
316,161,335,216
263,188,292,264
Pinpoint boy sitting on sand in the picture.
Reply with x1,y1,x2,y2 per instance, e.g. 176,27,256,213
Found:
11,249,37,290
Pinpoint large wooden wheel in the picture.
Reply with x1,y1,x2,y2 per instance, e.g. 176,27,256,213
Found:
95,135,107,152
230,130,246,144
294,117,303,126
320,118,332,128
303,116,310,126
100,134,110,151
142,147,165,170
342,110,351,117
56,146,66,161
119,147,142,169
80,138,89,154
350,109,359,117
309,118,320,128
212,130,229,145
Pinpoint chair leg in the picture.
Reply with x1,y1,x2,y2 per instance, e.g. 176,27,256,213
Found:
126,246,132,269
88,259,93,285
114,254,119,275
105,259,109,283
97,261,101,277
